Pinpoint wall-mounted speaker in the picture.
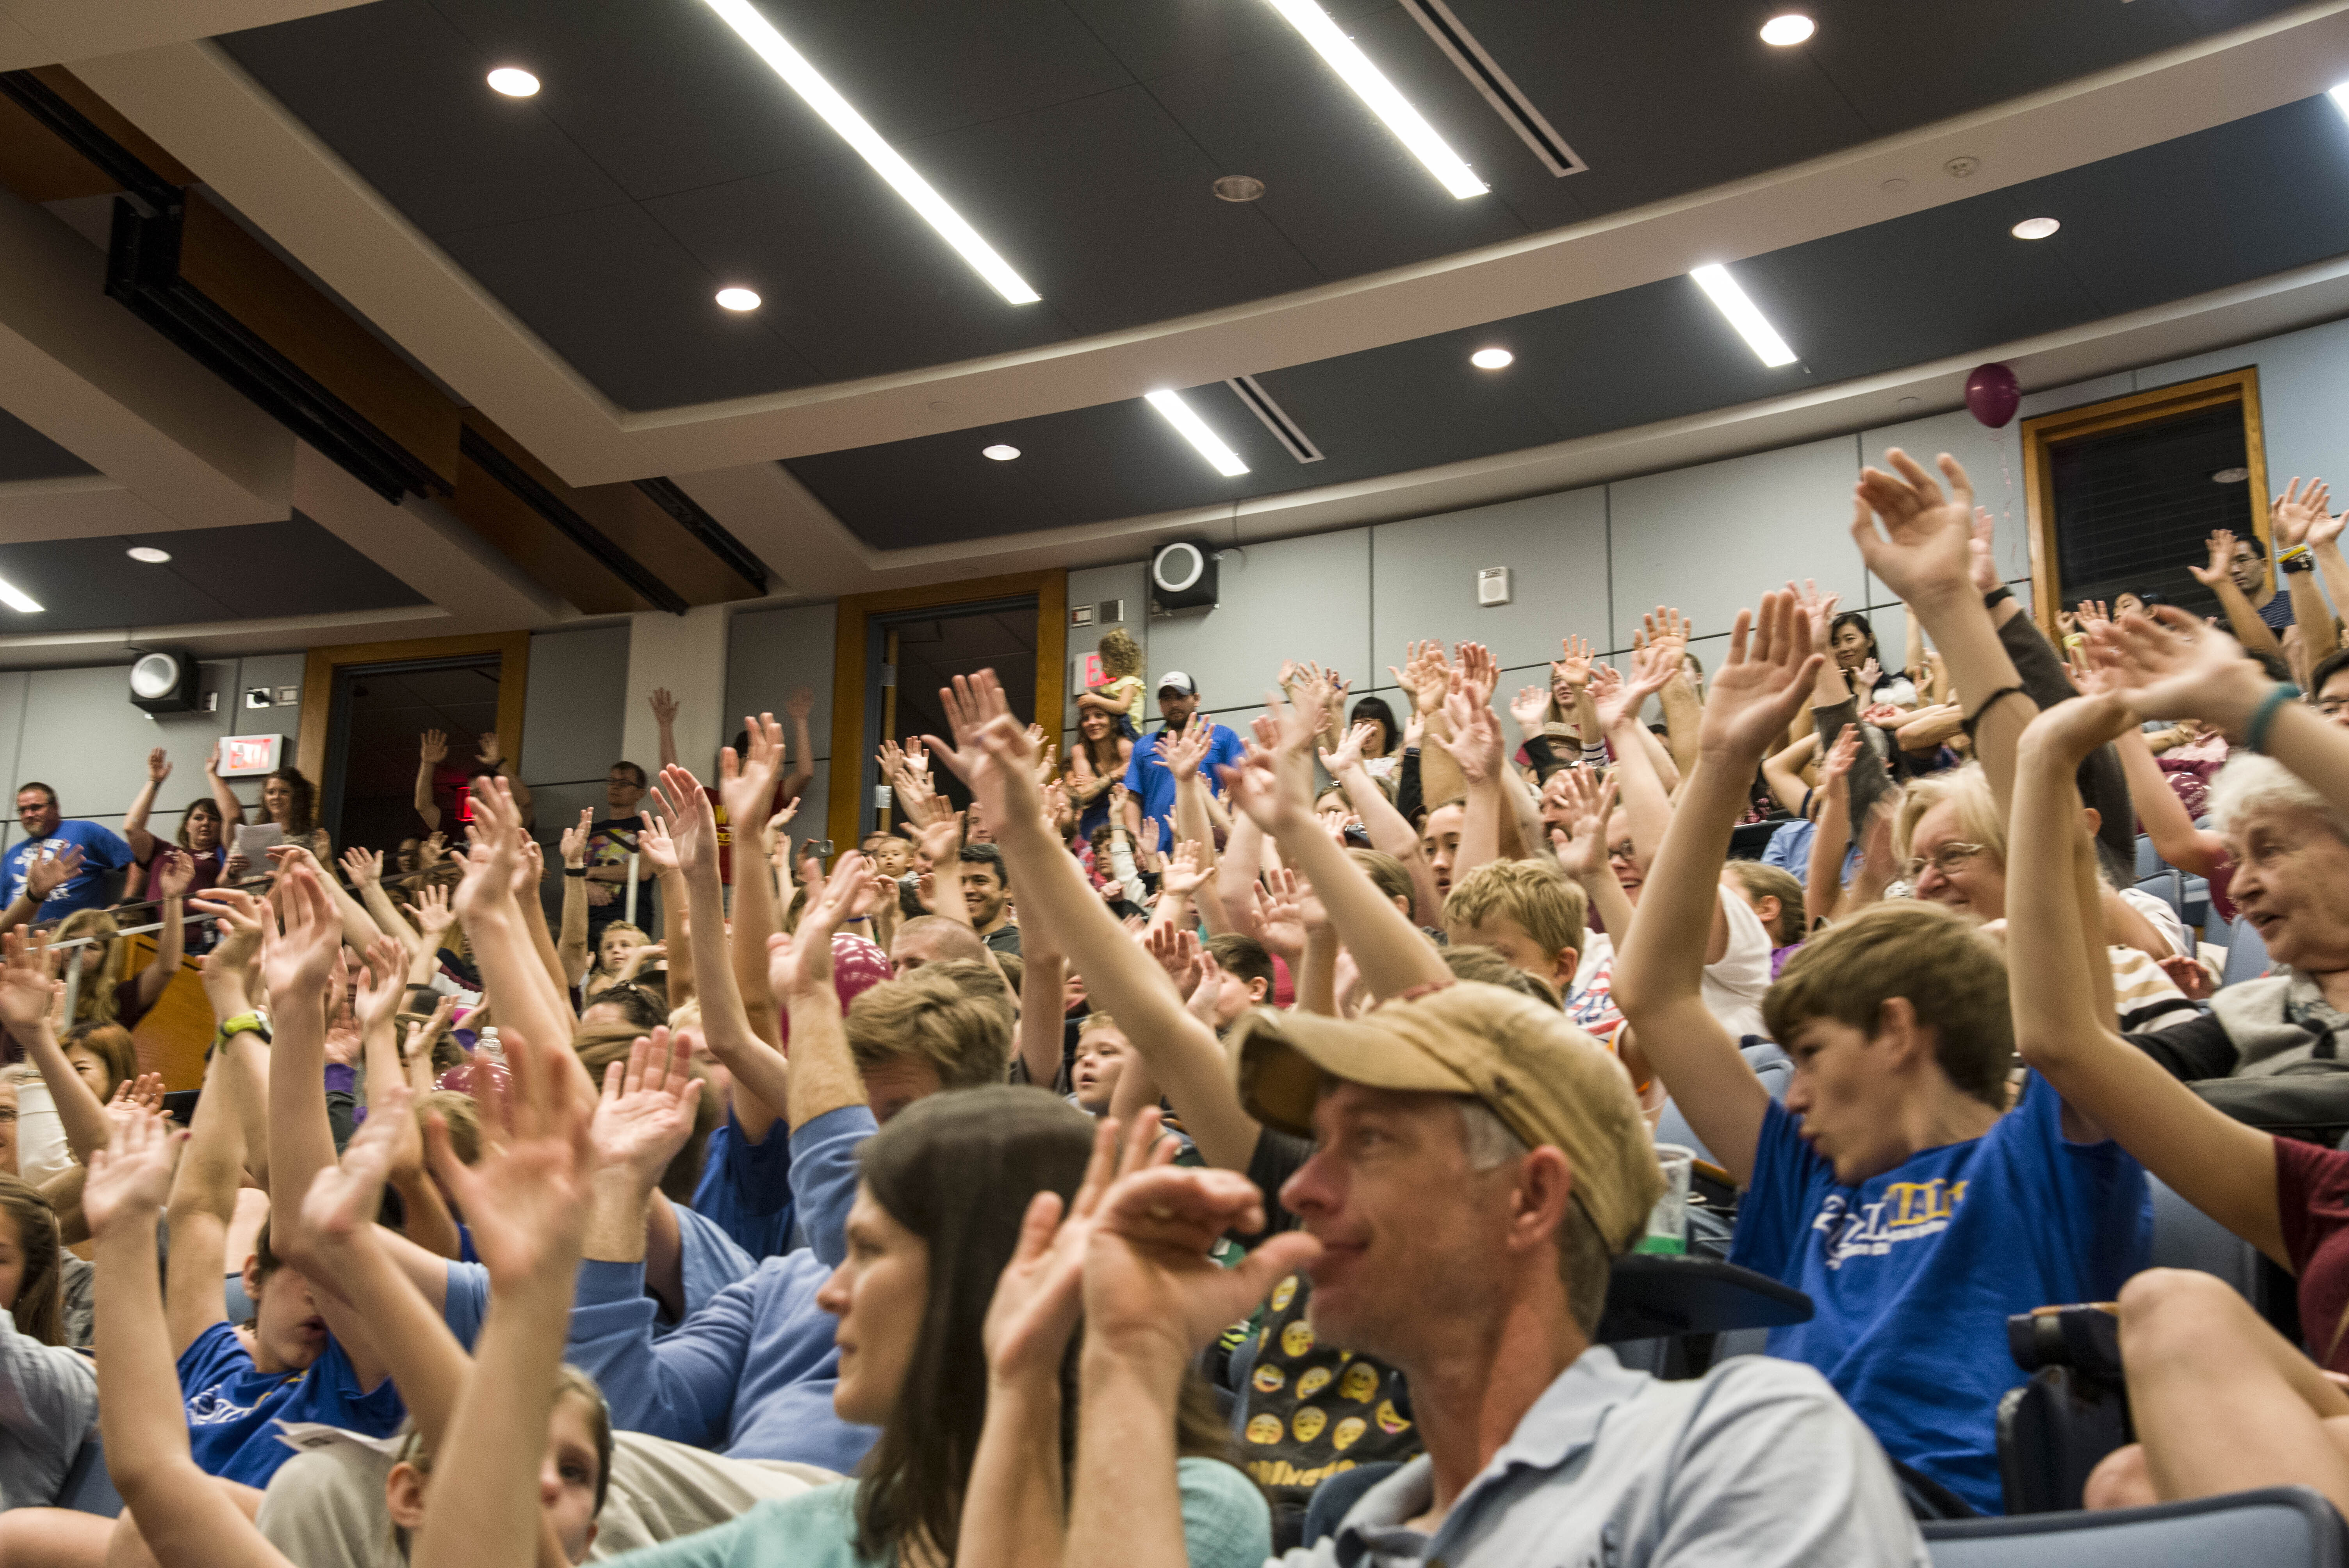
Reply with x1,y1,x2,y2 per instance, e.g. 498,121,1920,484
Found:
1151,539,1218,612
128,649,201,714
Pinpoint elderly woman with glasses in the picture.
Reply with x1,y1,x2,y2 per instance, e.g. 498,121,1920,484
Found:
1895,762,2200,1032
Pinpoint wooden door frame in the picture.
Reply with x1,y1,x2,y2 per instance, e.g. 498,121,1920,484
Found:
297,630,532,803
2019,367,2267,639
827,570,1067,852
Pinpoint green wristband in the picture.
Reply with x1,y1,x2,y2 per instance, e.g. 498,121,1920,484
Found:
2245,681,2303,754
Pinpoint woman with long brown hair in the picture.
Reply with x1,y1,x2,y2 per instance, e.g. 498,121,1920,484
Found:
0,1174,95,1509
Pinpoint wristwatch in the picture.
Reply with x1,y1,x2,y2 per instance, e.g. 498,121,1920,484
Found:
2282,552,2317,574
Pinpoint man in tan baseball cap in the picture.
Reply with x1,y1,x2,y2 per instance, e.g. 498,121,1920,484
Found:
1048,978,1925,1568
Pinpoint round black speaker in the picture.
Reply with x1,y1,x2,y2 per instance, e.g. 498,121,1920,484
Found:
1151,540,1217,610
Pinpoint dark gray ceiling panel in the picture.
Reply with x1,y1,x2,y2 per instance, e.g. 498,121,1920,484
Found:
216,0,632,238
0,408,95,482
437,201,827,409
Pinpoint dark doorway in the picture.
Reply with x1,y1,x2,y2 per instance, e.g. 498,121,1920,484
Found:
322,655,503,852
873,599,1037,822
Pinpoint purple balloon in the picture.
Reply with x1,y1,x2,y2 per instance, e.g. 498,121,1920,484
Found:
1964,362,2021,429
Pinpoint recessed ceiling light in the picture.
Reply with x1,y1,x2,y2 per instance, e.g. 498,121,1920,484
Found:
126,546,172,564
0,576,42,613
1690,263,1798,367
2010,216,2060,241
1760,14,1814,45
1262,0,1485,199
1213,175,1266,202
2212,467,2250,484
715,287,762,311
982,444,1020,461
2330,82,2349,123
486,67,540,97
1145,390,1249,478
1470,347,1513,370
702,0,1040,304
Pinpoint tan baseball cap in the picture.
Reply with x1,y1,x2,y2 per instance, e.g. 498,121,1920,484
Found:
1230,981,1666,1253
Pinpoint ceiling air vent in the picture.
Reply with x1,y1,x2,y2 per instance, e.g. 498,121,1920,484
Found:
1224,374,1324,465
1397,0,1587,178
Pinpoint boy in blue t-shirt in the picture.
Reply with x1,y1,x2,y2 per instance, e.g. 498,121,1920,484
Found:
1610,585,2149,1516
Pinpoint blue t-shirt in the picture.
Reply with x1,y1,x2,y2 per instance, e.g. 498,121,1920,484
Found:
1727,1073,2148,1514
177,1322,405,1488
693,1110,799,1261
1759,817,1860,890
1122,722,1245,844
0,820,133,918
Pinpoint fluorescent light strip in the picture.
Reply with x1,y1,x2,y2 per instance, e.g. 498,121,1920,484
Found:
0,576,42,613
1264,0,1486,199
1146,390,1250,477
2330,81,2349,123
1689,264,1797,368
700,0,1041,305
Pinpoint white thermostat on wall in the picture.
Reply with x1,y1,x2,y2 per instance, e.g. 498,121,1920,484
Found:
1477,567,1512,607
217,734,283,778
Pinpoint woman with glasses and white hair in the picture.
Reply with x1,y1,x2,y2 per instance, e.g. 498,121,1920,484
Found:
1894,761,2200,1032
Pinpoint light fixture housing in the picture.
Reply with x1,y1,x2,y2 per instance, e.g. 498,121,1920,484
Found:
2010,216,2061,241
486,67,540,97
1689,264,1798,368
1262,0,1485,199
0,574,41,613
715,287,762,311
1759,14,1815,45
1470,347,1513,370
982,444,1020,461
1145,390,1249,478
701,0,1040,303
126,545,173,564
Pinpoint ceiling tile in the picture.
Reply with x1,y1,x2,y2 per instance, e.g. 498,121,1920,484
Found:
0,406,94,482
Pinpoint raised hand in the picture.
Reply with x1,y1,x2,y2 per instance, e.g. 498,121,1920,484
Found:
1318,720,1376,777
145,747,172,785
1852,449,1978,608
1545,768,1621,882
1184,949,1225,1029
1788,577,1841,655
1695,592,1827,764
637,811,680,878
767,798,800,837
353,936,407,1034
25,844,82,902
648,687,681,728
1080,1158,1321,1365
1159,839,1211,899
1220,741,1308,837
82,1104,184,1239
341,845,383,889
1969,507,2003,594
894,763,944,831
653,765,718,877
420,729,448,767
425,1029,595,1289
110,1073,166,1115
767,850,869,1003
410,880,455,941
476,731,505,767
1454,642,1499,708
1166,721,1213,781
1436,679,1504,784
785,686,816,723
2273,478,2329,549
1509,684,1550,740
2093,606,2273,733
984,1115,1142,1384
1855,657,1883,693
1144,923,1201,984
2190,528,2240,589
1389,639,1452,717
587,1030,704,1192
0,928,59,1034
260,863,343,1002
301,1083,415,1250
1641,607,1691,668
1818,723,1862,789
559,808,593,868
1553,634,1595,693
928,673,1046,835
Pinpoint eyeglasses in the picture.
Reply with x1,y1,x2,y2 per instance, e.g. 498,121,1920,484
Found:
1606,842,1638,862
1898,843,1985,882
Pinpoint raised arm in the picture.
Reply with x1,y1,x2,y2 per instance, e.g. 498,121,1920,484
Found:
932,675,1264,1172
127,847,194,1015
1612,594,1822,1187
1547,767,1635,951
779,686,818,806
413,1031,599,1568
2189,527,2286,658
342,846,422,961
1325,723,1444,926
650,687,681,771
720,715,791,1057
2110,722,2229,878
415,730,447,833
1591,661,1675,870
556,810,593,987
1806,727,1859,928
124,747,170,864
1435,676,1509,882
89,1108,303,1568
451,780,583,1083
2008,693,2283,1261
207,747,248,829
478,731,531,817
0,930,109,1164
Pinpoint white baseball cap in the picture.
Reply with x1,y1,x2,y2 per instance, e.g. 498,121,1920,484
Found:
1156,671,1198,696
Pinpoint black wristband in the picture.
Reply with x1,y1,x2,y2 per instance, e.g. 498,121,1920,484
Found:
563,867,586,878
1982,586,2014,610
1960,685,2030,741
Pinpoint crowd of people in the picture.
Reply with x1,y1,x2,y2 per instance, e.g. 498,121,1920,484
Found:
0,447,2348,1564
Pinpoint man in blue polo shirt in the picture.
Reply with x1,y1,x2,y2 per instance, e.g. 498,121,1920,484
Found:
1,782,132,919
1120,671,1244,848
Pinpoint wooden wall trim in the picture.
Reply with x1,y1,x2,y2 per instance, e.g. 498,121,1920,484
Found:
825,568,1070,853
297,630,532,811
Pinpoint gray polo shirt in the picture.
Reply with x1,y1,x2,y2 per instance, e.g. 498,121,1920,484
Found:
1280,1347,1925,1568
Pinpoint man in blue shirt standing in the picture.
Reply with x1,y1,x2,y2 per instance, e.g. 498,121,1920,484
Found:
1,782,132,919
1120,671,1244,848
